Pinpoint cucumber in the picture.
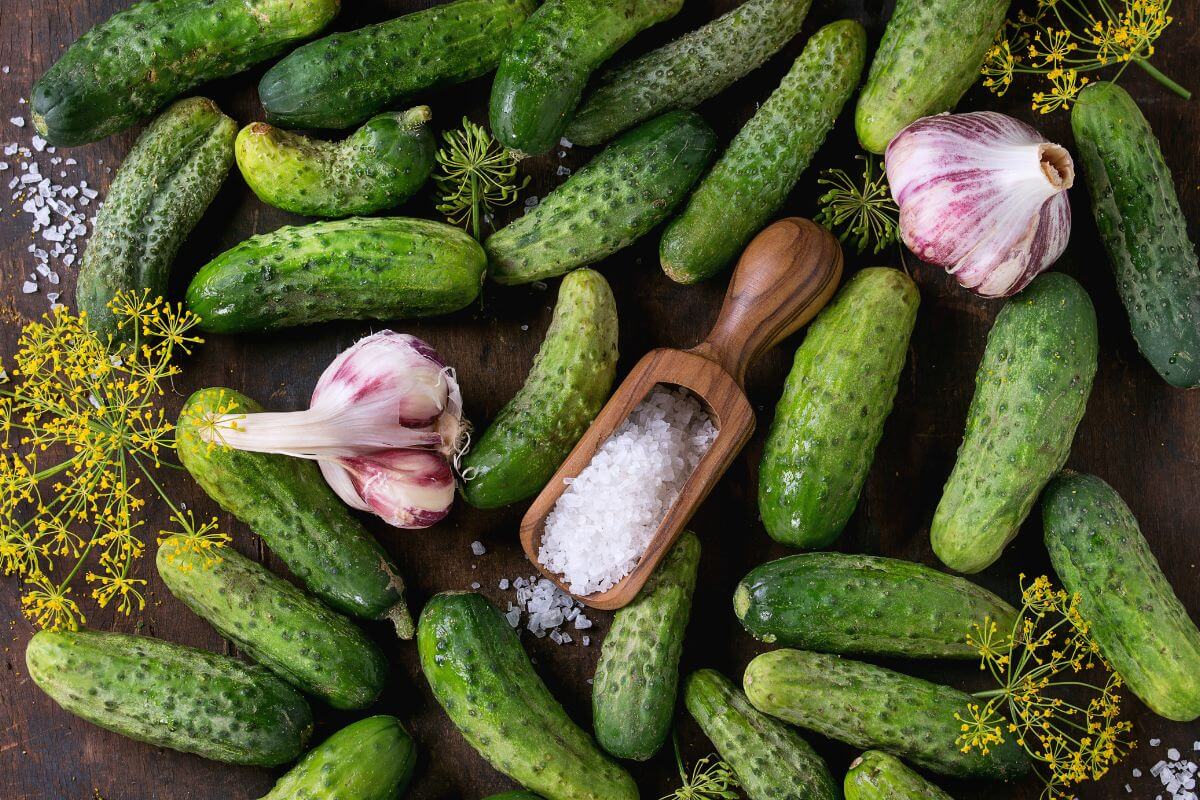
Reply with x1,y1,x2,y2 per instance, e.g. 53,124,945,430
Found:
565,0,813,147
156,537,387,710
1071,82,1200,388
461,268,618,507
177,387,415,638
845,751,955,800
855,0,1009,153
758,267,918,548
235,107,435,218
733,553,1017,659
931,273,1097,574
483,794,544,800
659,20,866,284
593,531,701,761
259,716,416,800
417,592,637,800
26,629,312,766
743,649,1029,780
186,217,486,333
32,0,339,146
486,111,715,285
1042,471,1200,722
684,668,838,800
490,0,685,155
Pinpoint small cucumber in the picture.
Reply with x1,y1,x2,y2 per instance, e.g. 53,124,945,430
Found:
235,107,435,218
593,532,701,761
486,111,715,285
931,273,1097,574
1043,471,1200,722
758,267,918,548
660,20,866,283
259,716,416,800
743,649,1029,780
855,0,1009,153
186,217,486,333
418,592,637,800
26,629,312,766
845,751,955,800
490,0,685,155
462,268,618,507
484,795,543,800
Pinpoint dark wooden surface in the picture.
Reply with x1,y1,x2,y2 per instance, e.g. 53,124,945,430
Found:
1,1,1198,798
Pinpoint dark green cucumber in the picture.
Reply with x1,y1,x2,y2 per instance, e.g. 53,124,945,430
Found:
462,268,618,507
186,217,486,332
743,649,1029,780
418,592,637,800
855,0,1009,153
565,0,813,147
660,20,866,284
1043,471,1200,721
486,111,715,285
931,273,1097,574
845,751,955,800
490,0,685,155
32,0,339,146
260,0,535,130
1072,81,1200,388
758,267,918,547
26,629,312,766
684,668,838,800
259,716,416,800
593,531,700,761
177,387,414,638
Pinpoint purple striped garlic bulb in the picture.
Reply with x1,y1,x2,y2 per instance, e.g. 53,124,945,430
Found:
885,111,1074,298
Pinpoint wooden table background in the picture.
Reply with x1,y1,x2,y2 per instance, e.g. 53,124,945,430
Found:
2,1,1198,798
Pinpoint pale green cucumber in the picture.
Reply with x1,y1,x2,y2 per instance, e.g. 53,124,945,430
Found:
845,751,955,800
259,716,416,800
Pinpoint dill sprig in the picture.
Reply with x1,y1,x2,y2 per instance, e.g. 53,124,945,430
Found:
660,738,739,800
815,155,900,256
434,117,527,241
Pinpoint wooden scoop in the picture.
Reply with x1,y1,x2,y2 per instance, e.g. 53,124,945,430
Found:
519,218,844,610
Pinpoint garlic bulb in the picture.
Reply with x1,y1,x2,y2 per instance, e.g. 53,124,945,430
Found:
885,111,1074,298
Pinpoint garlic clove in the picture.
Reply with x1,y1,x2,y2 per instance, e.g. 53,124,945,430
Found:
335,449,456,530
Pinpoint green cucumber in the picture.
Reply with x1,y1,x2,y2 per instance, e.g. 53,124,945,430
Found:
418,592,637,800
486,111,715,285
758,267,918,548
186,217,486,333
565,0,813,147
931,273,1097,574
483,795,543,800
26,629,312,766
1042,471,1200,722
490,0,685,155
1072,82,1200,388
462,268,618,507
177,387,414,638
855,0,1009,153
733,553,1017,659
845,751,955,800
684,668,838,800
593,531,701,761
743,649,1029,780
260,716,416,800
659,20,866,284
156,537,387,710
32,0,339,146
235,107,435,218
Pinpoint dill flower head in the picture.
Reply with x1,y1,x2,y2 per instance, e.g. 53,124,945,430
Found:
814,154,900,256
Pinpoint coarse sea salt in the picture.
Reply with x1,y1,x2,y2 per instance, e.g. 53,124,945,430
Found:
502,575,593,644
1137,742,1200,800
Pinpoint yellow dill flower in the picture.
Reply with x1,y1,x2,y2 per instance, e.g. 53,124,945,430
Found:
982,39,1019,94
157,511,231,572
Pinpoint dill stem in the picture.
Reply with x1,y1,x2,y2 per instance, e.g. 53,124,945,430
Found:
973,688,1009,699
471,169,483,242
1134,58,1192,99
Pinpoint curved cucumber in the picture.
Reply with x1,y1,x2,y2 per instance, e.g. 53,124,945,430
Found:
259,716,416,800
845,751,955,800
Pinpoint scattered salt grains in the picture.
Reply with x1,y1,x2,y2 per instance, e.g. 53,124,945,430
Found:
502,575,593,645
469,540,487,556
1137,742,1200,800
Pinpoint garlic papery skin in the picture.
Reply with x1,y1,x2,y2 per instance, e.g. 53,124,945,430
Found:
885,111,1074,298
323,449,456,529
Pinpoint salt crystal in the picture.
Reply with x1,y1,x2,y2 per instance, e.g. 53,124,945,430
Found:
582,636,590,646
1,66,8,74
498,579,509,590
559,137,573,149
470,540,487,556
555,165,571,177
21,281,36,293
1172,749,1184,761
9,116,24,128
470,582,481,590
31,136,45,152
1154,739,1163,747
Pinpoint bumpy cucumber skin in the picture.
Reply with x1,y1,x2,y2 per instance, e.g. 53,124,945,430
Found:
486,111,715,285
418,592,637,800
1072,82,1200,388
462,269,618,507
186,217,486,332
1043,471,1200,721
845,751,955,800
931,273,1097,574
660,20,866,284
733,553,1017,659
32,0,339,146
565,0,813,147
77,97,235,335
260,715,415,800
26,629,312,766
758,268,918,548
593,532,701,761
743,649,1029,780
684,669,838,800
855,0,1009,153
490,0,685,155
